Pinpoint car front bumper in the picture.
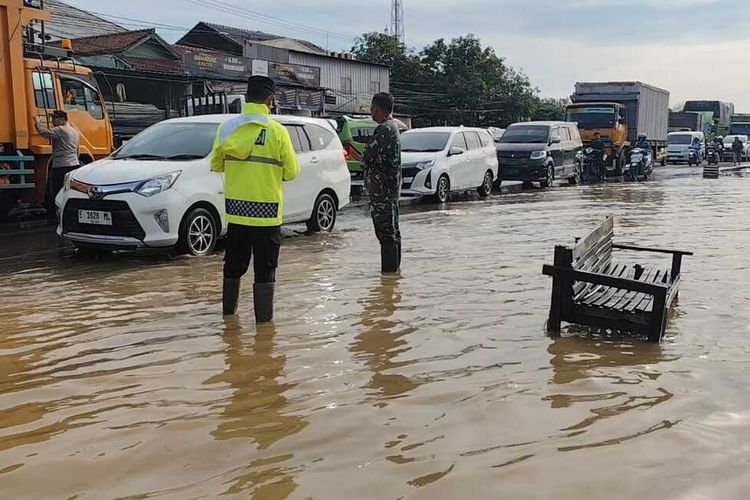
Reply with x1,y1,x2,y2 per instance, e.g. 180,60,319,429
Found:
56,189,187,248
499,160,546,181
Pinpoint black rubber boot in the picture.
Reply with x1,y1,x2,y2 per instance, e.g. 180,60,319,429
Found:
381,243,399,274
222,278,241,316
396,242,402,270
253,283,275,323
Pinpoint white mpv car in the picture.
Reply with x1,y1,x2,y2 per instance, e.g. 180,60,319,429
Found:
400,127,499,203
56,115,351,256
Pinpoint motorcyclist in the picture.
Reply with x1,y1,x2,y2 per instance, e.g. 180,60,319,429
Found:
731,136,744,166
689,136,703,164
588,132,606,179
632,134,651,176
711,136,724,163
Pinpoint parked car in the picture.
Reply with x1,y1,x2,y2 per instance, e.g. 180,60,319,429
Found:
335,115,408,189
722,135,749,161
666,131,705,164
56,114,351,256
400,127,498,203
496,121,583,188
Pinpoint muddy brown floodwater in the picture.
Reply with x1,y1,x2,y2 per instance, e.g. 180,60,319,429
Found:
2,174,750,499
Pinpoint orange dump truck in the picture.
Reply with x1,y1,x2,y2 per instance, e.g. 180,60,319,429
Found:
0,0,113,218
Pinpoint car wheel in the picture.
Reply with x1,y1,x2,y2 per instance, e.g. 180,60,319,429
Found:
568,163,581,185
178,207,218,256
478,170,493,197
306,192,337,233
433,175,450,203
540,165,554,188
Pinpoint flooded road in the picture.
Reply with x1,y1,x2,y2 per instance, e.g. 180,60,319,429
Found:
2,174,750,499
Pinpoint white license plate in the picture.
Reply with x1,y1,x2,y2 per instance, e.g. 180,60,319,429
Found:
403,177,414,183
78,210,112,225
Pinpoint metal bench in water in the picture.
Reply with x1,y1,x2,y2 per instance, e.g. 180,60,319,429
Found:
542,216,692,342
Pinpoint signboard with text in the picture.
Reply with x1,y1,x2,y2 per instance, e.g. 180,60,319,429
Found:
181,47,321,89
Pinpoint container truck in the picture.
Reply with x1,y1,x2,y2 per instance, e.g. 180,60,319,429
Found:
566,81,670,173
729,114,750,136
669,111,704,133
683,100,734,136
0,0,113,219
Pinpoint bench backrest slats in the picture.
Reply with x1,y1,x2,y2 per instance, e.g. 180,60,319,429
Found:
572,217,614,263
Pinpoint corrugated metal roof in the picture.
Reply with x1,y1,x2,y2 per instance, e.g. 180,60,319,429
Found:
44,0,126,41
185,22,326,55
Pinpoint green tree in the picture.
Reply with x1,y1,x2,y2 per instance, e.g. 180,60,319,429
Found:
353,33,540,127
532,97,571,121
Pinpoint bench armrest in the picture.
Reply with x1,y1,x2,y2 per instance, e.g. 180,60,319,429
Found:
613,243,693,256
543,265,669,296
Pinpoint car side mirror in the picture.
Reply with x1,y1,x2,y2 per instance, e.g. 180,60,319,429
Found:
550,135,562,145
448,146,465,156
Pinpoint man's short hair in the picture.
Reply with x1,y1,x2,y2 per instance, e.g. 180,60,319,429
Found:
52,110,68,120
372,93,394,114
247,76,276,102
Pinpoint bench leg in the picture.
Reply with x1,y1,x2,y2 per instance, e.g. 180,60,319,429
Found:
648,291,668,342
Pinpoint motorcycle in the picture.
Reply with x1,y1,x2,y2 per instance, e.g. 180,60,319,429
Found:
582,147,606,183
687,145,702,166
624,147,653,181
706,144,721,165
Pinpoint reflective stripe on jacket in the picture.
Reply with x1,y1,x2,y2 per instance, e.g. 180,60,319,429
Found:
210,103,300,227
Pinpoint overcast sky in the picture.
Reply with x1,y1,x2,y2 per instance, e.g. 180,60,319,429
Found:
64,0,750,109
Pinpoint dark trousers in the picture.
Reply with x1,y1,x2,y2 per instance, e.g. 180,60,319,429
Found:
46,165,78,216
370,197,401,244
223,223,281,283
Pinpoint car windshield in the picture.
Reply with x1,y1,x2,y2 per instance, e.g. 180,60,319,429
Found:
566,107,616,129
668,134,694,145
400,132,451,152
500,126,550,144
114,122,220,160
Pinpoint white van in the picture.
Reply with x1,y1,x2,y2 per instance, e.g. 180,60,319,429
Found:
667,131,705,164
400,127,499,203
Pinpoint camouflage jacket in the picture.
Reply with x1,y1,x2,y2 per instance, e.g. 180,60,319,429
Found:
363,118,402,200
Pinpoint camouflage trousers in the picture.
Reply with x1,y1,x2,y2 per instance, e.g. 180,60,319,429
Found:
370,197,401,245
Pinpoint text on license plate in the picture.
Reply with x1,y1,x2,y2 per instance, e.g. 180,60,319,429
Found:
403,177,414,183
78,210,113,225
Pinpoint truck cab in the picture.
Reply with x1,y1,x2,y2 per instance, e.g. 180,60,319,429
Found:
0,0,113,217
565,102,629,164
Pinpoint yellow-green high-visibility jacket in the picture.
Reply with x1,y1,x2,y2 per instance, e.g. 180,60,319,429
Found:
210,103,300,227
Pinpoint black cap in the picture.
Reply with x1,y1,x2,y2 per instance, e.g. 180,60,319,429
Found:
51,110,68,120
248,75,275,94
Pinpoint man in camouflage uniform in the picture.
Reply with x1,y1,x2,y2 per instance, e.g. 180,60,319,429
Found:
363,93,402,274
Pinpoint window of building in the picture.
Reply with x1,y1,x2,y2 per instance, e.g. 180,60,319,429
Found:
32,71,56,109
341,77,352,94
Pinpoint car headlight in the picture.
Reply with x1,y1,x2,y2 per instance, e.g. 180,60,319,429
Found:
136,171,181,197
530,151,546,160
415,159,435,170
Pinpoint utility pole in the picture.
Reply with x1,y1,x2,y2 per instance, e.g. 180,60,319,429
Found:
391,0,404,45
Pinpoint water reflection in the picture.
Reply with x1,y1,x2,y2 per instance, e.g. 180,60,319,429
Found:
546,335,677,449
207,320,307,497
350,276,418,406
